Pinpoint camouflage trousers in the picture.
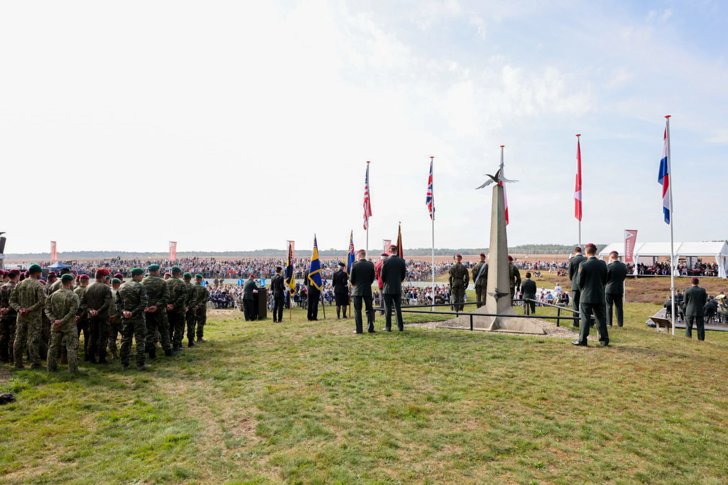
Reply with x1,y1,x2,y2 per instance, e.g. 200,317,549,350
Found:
107,317,122,357
14,311,42,368
475,284,487,308
145,308,171,353
88,314,109,363
185,309,196,344
168,310,186,349
194,306,207,340
120,316,147,368
48,325,79,373
451,286,465,311
0,315,16,363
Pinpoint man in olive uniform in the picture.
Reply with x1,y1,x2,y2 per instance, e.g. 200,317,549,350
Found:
242,274,258,321
573,243,609,347
521,272,537,315
382,245,407,331
684,277,708,341
0,270,20,363
142,264,173,358
448,253,469,311
183,272,196,347
166,267,188,352
47,268,71,294
75,274,91,360
82,268,113,363
46,274,81,374
471,253,488,308
119,268,149,370
350,249,376,334
605,251,628,327
270,266,285,323
568,246,586,327
508,256,521,301
10,264,46,369
332,262,349,319
192,274,210,342
107,277,123,359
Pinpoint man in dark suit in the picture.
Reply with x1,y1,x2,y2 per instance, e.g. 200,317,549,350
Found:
684,277,708,341
381,244,407,331
573,243,609,347
270,266,285,323
568,246,586,327
521,272,537,315
605,250,628,327
242,274,258,321
332,262,349,319
350,249,375,333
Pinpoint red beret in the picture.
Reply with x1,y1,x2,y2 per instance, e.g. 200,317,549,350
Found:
7,270,19,278
114,273,124,280
48,272,57,278
508,255,514,261
79,274,90,281
480,253,486,258
96,268,111,278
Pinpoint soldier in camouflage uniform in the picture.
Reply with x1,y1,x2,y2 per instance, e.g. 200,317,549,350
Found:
107,278,123,359
448,254,470,311
471,253,489,308
82,269,113,363
166,267,188,352
142,264,173,358
119,268,148,370
0,270,20,363
508,256,521,301
75,274,91,360
46,274,81,374
191,274,210,343
10,264,46,369
183,273,196,347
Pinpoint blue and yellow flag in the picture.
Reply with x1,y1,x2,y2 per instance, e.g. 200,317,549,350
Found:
308,235,323,291
285,240,296,295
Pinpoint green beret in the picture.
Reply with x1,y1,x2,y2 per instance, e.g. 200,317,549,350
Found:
111,278,121,285
183,272,192,279
28,264,42,274
171,266,182,274
195,274,203,279
61,274,74,283
131,268,144,276
147,264,160,272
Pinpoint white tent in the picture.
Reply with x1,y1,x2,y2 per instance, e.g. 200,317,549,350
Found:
599,241,728,278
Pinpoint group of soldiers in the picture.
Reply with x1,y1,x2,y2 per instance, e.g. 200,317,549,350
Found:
447,252,522,310
0,264,210,373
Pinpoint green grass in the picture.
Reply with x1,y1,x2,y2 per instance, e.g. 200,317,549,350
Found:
1,302,727,484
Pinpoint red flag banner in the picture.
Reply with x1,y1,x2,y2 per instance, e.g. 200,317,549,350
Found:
383,239,391,255
624,230,638,263
50,241,57,263
169,241,177,262
575,134,583,221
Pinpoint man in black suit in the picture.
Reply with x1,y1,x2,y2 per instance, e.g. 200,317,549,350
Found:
381,245,407,332
573,243,609,347
521,272,537,315
350,249,375,333
270,266,285,323
605,251,628,327
684,277,708,341
242,274,258,321
332,262,349,319
568,246,586,327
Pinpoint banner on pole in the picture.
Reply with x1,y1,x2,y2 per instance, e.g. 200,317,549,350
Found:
383,239,391,255
169,241,177,262
50,241,58,263
624,230,638,263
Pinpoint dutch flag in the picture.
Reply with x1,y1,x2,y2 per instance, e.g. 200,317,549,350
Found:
658,125,671,224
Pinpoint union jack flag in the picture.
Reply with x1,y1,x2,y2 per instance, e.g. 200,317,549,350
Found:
426,156,434,220
363,162,372,229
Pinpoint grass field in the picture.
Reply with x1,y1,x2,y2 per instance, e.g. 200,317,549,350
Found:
1,299,727,484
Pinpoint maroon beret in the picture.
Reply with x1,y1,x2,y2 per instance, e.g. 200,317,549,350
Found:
96,268,111,278
79,274,90,281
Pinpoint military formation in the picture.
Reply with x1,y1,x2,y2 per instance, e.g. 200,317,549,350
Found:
0,264,210,373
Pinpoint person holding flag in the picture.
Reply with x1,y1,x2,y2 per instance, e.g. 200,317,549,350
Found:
284,241,296,309
307,236,323,321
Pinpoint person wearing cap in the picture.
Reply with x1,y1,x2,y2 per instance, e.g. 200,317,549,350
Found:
242,274,259,321
568,246,586,327
9,264,46,369
75,274,92,360
119,268,149,370
107,278,123,359
350,249,376,333
573,243,609,347
182,272,196,347
191,274,210,342
471,253,489,308
166,267,188,352
81,268,113,364
508,255,521,301
374,253,389,314
684,277,708,341
46,274,81,374
142,264,173,358
270,266,285,323
0,269,20,363
47,267,72,295
448,254,469,312
332,262,350,319
382,244,408,332
46,272,58,294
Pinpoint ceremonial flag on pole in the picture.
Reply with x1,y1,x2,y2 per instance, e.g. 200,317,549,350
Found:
285,240,296,295
363,163,372,230
396,224,403,258
383,239,392,255
575,135,583,221
50,241,58,263
308,235,323,291
658,126,671,224
347,231,355,274
169,241,177,262
624,230,638,264
426,157,435,220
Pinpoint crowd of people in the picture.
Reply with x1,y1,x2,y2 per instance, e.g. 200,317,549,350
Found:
634,261,720,277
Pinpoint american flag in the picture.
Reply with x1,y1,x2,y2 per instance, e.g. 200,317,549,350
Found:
363,162,372,229
426,156,434,220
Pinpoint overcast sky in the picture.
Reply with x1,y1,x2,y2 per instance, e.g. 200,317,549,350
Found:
1,0,726,254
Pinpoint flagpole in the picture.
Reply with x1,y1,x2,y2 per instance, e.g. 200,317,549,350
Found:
430,156,435,311
366,161,370,256
576,134,582,247
666,115,676,336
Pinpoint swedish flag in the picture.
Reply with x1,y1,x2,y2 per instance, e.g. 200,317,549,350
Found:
308,235,323,291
